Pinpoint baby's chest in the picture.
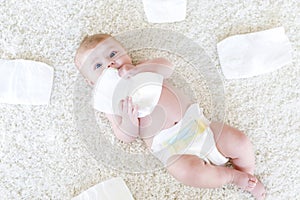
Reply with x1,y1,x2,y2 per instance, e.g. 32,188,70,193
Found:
139,87,192,140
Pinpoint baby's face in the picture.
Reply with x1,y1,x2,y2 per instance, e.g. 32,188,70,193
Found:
78,37,132,85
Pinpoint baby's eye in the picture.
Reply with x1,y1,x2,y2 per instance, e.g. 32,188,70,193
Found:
95,63,102,69
110,51,117,58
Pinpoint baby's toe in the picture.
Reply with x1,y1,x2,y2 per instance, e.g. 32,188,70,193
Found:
245,175,257,191
250,179,266,200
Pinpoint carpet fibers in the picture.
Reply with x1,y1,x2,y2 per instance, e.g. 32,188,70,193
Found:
0,0,299,199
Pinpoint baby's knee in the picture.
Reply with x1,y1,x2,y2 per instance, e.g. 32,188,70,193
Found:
218,124,252,145
234,129,253,148
229,130,252,151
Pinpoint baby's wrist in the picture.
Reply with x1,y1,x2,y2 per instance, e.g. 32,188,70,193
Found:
119,120,139,137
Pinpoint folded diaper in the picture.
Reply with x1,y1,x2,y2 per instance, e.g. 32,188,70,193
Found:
93,68,163,117
0,59,54,105
217,27,292,79
72,177,134,200
142,0,186,23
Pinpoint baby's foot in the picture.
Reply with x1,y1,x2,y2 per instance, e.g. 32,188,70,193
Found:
233,172,266,200
250,179,266,200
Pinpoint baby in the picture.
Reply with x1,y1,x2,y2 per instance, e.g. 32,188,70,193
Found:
74,34,266,199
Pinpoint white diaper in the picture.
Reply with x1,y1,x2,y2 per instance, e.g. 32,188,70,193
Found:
72,177,134,200
142,0,187,23
93,68,163,117
217,27,292,79
0,59,54,105
151,103,229,166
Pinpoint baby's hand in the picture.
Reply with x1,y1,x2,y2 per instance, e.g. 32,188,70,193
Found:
119,96,139,137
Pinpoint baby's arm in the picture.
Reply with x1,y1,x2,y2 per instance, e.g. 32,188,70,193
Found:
132,57,174,78
106,96,139,143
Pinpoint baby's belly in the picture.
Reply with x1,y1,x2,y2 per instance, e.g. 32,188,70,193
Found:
139,81,193,147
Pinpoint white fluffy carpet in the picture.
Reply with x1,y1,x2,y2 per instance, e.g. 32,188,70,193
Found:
0,0,299,199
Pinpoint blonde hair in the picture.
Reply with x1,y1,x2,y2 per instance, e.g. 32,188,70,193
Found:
74,33,111,68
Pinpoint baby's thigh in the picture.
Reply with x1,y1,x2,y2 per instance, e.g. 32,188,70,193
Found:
209,122,252,157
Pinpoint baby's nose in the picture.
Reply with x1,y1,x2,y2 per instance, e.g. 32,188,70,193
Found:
107,60,116,68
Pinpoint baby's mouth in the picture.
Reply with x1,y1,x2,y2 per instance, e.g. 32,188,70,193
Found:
117,65,126,78
117,64,123,70
118,64,135,79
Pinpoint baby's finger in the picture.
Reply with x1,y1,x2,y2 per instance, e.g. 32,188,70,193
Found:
132,105,138,118
127,96,133,114
119,99,124,113
121,99,128,114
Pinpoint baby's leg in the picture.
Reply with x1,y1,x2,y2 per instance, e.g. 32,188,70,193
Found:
210,122,255,175
209,122,266,199
167,155,235,188
167,155,265,199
